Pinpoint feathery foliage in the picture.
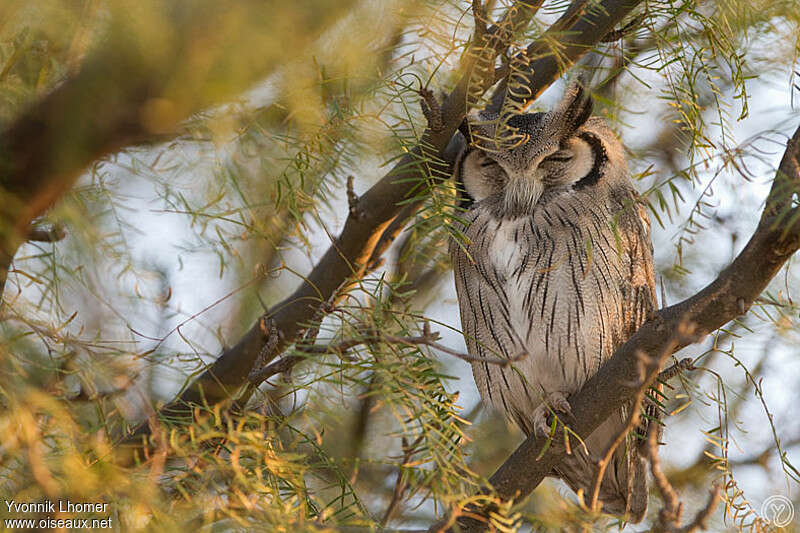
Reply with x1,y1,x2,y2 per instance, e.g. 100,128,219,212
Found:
1,0,799,531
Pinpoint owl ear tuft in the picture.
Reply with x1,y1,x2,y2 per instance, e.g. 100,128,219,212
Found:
458,118,471,142
557,80,594,133
452,146,475,209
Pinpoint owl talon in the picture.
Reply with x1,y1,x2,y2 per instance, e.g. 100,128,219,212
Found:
533,415,553,439
532,391,575,438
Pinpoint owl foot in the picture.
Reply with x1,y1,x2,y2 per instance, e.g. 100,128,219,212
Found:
533,391,576,438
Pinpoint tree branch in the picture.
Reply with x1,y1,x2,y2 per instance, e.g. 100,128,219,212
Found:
487,0,643,112
440,124,800,533
0,0,356,297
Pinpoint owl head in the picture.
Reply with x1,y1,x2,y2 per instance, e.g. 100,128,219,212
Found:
455,82,628,216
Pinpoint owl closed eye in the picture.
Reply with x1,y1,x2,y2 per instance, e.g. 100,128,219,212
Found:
457,151,507,204
538,136,594,188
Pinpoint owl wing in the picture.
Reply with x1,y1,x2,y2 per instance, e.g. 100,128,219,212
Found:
555,189,658,522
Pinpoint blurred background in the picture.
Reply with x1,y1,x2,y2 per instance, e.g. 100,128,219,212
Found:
0,0,798,531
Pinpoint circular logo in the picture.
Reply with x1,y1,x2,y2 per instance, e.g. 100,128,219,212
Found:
761,495,795,528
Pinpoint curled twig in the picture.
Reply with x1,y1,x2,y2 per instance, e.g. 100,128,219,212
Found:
419,88,444,133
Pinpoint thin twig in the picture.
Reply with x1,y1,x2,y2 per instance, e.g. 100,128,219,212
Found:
588,350,649,513
649,421,683,525
381,434,425,526
647,417,722,533
389,322,528,367
419,88,444,133
347,175,365,221
248,321,528,386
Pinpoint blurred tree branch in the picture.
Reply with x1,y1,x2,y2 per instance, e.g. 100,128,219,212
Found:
440,123,800,532
0,0,357,295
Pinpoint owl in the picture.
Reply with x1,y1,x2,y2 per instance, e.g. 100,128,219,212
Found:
449,82,657,522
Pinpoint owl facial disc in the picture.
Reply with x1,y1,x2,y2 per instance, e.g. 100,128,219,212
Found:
456,82,603,216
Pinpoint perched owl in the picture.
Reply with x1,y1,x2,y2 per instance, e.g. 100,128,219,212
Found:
449,82,657,522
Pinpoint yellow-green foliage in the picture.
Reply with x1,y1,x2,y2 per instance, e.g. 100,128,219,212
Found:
1,1,799,532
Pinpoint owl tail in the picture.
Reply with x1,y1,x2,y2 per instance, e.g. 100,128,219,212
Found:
552,411,650,524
